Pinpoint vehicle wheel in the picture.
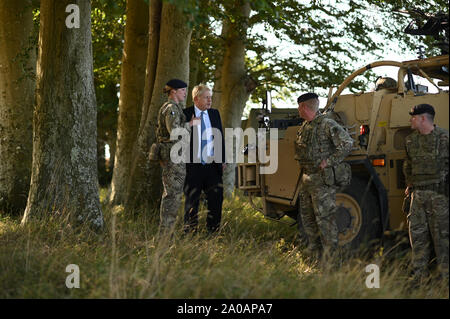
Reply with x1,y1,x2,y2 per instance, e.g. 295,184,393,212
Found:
336,176,382,249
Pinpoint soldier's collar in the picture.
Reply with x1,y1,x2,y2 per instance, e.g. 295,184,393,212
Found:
430,124,437,135
310,114,324,123
167,98,178,105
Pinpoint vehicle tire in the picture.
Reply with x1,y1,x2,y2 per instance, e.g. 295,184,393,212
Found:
336,176,382,250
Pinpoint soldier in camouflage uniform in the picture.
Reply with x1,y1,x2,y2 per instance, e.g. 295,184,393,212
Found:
375,76,397,91
156,79,197,235
403,104,449,281
295,93,353,258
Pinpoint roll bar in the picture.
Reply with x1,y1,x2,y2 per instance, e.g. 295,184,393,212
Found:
324,55,449,112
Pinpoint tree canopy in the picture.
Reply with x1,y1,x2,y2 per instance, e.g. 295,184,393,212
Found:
1,0,448,217
170,0,449,106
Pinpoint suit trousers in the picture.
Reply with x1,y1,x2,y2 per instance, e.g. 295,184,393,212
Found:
184,163,223,232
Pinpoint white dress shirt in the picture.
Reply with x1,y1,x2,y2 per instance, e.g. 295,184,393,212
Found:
194,105,214,161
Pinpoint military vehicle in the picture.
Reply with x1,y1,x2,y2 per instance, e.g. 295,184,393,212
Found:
236,11,449,248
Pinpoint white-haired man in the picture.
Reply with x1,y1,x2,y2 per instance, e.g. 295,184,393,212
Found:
183,84,225,234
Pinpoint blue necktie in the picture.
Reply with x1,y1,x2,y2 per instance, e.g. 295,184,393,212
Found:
201,111,207,165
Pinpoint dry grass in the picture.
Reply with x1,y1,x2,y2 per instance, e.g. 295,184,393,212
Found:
0,190,447,299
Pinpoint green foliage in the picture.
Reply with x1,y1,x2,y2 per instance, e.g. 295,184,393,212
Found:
91,0,125,114
365,0,449,57
246,0,390,102
189,0,448,105
162,0,217,27
91,0,127,183
19,1,126,125
0,191,448,298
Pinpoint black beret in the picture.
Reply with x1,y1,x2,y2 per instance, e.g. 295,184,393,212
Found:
297,92,319,104
409,104,435,116
166,79,187,89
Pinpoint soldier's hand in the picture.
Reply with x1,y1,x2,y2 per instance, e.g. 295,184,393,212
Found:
189,114,201,127
319,159,328,170
159,160,167,168
405,186,411,196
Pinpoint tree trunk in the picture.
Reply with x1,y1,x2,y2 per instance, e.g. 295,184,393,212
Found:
215,1,256,196
21,0,103,229
0,0,35,214
125,2,192,215
186,28,200,107
108,0,149,205
211,23,225,110
186,0,210,106
138,0,162,135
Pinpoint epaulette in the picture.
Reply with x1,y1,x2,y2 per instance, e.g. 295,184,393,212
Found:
163,102,178,117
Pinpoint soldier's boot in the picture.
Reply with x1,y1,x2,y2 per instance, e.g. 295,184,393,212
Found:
409,268,431,287
297,231,309,248
303,236,322,261
318,244,342,272
437,263,449,281
304,246,322,261
332,246,344,268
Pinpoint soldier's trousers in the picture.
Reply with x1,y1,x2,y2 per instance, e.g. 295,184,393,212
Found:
159,161,186,232
408,189,449,279
298,173,339,253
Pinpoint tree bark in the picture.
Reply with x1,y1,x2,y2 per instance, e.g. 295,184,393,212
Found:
0,0,35,214
211,23,225,110
108,0,149,205
21,0,103,229
138,0,162,135
187,27,200,107
214,0,256,196
125,2,192,215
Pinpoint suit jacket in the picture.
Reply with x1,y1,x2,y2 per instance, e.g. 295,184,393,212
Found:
183,106,225,173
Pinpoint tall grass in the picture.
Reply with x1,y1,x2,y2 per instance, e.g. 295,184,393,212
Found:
0,190,447,298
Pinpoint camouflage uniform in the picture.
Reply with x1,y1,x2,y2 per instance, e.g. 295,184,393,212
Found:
295,114,353,254
403,126,449,279
157,98,191,232
375,77,397,91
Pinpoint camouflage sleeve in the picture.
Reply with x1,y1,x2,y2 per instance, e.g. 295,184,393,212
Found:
403,137,412,186
164,104,190,136
325,119,353,167
439,130,449,180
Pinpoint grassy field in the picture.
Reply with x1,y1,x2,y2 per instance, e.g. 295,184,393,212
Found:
0,189,448,299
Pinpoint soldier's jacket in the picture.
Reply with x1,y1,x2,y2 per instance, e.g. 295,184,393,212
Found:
403,125,449,190
295,113,353,171
156,98,191,161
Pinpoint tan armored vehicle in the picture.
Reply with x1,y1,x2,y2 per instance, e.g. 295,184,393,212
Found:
237,54,449,248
